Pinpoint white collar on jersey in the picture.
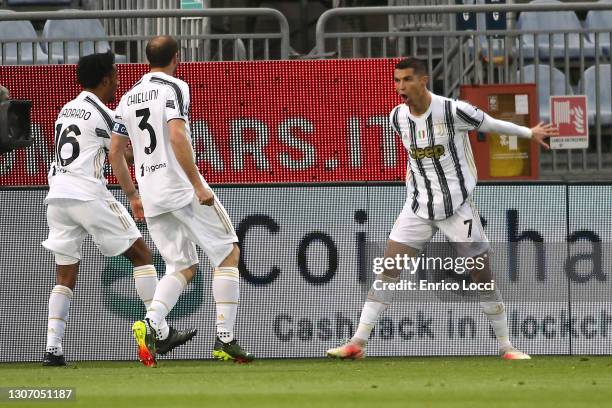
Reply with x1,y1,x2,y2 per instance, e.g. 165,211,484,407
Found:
79,90,105,104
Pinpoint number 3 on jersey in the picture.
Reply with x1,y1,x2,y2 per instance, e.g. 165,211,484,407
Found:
136,108,157,155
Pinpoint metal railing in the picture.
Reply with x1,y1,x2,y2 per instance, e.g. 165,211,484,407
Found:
0,8,290,63
388,0,450,32
316,3,612,177
99,0,186,38
1,4,611,177
96,0,212,60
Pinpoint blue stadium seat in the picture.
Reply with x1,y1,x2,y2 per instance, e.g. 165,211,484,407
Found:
579,64,612,126
585,1,612,57
521,64,569,122
0,10,52,65
42,10,127,64
462,1,508,65
517,0,596,60
476,0,508,63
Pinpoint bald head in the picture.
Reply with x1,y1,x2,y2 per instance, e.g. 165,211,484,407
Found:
146,36,179,68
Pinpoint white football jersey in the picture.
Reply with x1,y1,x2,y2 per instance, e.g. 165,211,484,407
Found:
46,91,115,202
390,92,482,221
113,72,194,217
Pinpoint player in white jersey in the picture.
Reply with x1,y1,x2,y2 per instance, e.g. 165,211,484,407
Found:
327,57,558,360
110,36,253,366
41,52,196,366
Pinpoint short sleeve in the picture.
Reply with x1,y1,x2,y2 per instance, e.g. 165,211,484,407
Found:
94,108,113,148
454,100,485,131
112,101,129,138
97,128,111,149
165,82,190,122
389,105,402,136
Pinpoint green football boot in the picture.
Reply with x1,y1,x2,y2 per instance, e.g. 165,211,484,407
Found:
132,319,157,367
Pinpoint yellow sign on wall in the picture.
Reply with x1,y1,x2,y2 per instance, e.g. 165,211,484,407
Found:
487,93,532,177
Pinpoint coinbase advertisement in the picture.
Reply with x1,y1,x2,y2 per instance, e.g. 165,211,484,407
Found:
1,184,611,362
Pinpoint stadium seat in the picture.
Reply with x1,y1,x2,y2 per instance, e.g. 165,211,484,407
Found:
585,1,612,57
579,64,612,126
0,10,52,65
520,64,568,122
477,35,507,64
475,0,509,64
517,0,596,60
42,10,127,64
462,1,508,66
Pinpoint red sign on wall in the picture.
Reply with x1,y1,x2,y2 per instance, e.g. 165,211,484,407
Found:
0,60,409,186
549,95,588,149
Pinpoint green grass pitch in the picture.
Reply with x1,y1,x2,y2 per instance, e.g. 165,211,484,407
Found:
1,357,611,407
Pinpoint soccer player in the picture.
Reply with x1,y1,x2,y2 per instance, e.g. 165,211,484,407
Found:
327,57,558,360
110,36,253,366
42,52,196,367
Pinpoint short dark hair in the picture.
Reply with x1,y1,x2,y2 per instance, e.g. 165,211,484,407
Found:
76,51,115,89
146,36,179,68
395,57,428,76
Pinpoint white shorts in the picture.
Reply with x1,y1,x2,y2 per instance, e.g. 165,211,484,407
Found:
146,195,238,273
389,198,490,257
43,198,141,259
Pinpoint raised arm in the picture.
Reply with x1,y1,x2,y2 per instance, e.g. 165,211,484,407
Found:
479,113,559,149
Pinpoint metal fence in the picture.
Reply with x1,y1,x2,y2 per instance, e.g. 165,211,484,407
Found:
1,3,611,177
315,3,612,177
388,0,450,33
98,0,186,38
96,0,211,60
0,8,290,64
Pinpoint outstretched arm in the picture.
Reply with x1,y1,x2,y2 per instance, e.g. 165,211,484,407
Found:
479,113,559,149
527,122,560,149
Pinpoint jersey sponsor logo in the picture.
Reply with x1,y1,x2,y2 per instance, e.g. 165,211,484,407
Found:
50,163,68,175
139,161,168,176
410,144,446,160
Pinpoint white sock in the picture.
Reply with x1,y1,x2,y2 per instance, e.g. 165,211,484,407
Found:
133,264,168,336
213,267,239,343
133,265,158,308
352,301,388,344
480,290,512,350
145,272,187,340
352,274,398,344
46,285,73,355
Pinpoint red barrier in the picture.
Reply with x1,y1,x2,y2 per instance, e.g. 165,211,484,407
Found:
0,59,407,186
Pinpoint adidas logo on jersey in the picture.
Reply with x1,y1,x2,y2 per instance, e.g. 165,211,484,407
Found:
410,145,446,160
